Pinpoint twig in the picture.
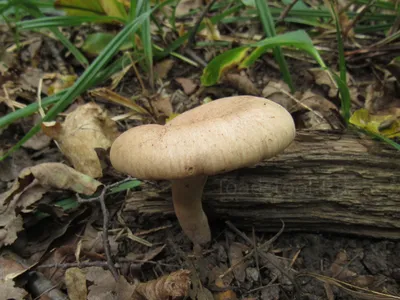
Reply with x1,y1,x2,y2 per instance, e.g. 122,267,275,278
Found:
343,0,375,38
224,220,302,295
76,178,132,280
277,0,300,23
37,259,177,270
186,0,218,48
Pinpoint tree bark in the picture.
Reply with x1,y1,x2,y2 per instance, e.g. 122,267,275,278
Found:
124,131,400,239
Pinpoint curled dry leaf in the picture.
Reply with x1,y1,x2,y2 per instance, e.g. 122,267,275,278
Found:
134,269,191,300
0,162,101,247
85,266,190,300
45,103,119,178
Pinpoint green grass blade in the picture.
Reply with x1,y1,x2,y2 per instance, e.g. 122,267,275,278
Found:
1,0,174,160
202,30,326,86
0,54,134,130
13,1,89,66
201,46,250,86
128,0,137,21
156,3,243,59
16,15,125,29
0,92,65,129
0,11,152,160
139,1,153,89
255,0,294,92
328,3,351,123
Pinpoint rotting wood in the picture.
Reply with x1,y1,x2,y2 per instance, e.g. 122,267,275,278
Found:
124,130,400,239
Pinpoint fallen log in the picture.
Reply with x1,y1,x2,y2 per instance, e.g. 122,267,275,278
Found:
124,130,400,239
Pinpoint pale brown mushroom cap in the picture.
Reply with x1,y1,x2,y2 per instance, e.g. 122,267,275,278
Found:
110,96,295,180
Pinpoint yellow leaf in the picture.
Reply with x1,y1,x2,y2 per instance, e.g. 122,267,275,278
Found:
350,109,400,138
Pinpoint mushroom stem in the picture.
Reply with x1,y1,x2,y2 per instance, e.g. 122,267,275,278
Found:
171,175,211,245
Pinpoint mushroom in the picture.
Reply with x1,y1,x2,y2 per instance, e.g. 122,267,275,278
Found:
110,96,295,245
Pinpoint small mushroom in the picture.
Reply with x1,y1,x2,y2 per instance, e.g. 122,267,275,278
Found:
110,96,295,245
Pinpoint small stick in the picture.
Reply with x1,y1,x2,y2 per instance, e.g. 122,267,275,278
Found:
277,0,300,23
186,0,218,48
76,178,133,280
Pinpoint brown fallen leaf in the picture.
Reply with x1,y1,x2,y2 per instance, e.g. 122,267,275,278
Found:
0,256,28,300
90,88,150,115
22,130,52,151
364,83,400,115
153,59,175,80
262,80,296,111
330,250,357,281
298,90,343,130
0,279,28,300
81,223,118,255
228,242,248,283
308,68,359,102
175,77,198,95
212,267,237,300
85,266,190,300
175,0,202,16
65,268,87,300
134,269,191,299
223,73,259,96
46,103,119,178
152,94,173,120
0,162,101,247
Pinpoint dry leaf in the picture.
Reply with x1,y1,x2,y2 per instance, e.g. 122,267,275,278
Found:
152,94,173,118
214,289,237,300
65,268,87,300
85,267,190,300
223,73,259,96
85,267,136,300
22,131,52,150
0,256,28,300
364,83,400,114
0,162,101,247
330,250,357,280
175,77,198,95
298,90,342,130
90,88,150,115
0,279,28,300
48,103,119,178
308,68,359,102
262,80,296,111
47,74,77,95
228,243,248,283
175,0,202,16
81,223,118,255
153,59,174,80
134,270,191,299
